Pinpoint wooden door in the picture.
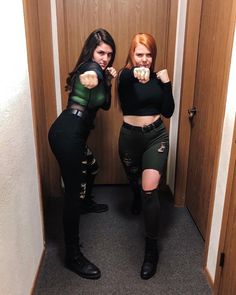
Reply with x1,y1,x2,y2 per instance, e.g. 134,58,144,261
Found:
56,0,177,184
185,0,235,238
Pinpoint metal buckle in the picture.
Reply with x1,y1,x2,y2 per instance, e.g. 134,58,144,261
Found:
75,110,84,117
142,123,156,132
71,109,84,117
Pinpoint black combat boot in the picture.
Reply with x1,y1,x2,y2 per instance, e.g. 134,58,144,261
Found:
63,194,101,279
65,245,101,279
140,237,159,280
80,195,109,214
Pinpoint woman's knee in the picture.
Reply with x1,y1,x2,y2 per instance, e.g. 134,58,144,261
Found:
142,169,161,191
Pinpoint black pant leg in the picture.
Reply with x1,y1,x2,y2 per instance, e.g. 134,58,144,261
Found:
48,112,90,246
142,189,160,239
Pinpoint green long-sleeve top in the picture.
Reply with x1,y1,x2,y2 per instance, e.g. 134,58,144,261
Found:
68,61,111,111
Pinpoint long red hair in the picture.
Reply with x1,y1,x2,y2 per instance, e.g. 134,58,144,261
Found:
125,33,157,72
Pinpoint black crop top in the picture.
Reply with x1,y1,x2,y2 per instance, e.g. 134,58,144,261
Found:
118,68,175,118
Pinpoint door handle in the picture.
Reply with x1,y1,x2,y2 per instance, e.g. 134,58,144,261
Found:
188,106,197,120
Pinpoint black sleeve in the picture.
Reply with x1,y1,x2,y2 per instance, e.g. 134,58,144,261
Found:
78,61,104,80
118,68,137,83
160,81,175,118
101,85,112,111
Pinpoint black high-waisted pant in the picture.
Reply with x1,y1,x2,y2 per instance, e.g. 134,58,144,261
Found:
118,118,169,238
48,110,95,246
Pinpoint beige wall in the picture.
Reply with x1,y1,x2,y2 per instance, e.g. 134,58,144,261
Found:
0,1,44,295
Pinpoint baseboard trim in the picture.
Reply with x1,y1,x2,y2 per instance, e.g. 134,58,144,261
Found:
31,244,46,295
203,266,214,291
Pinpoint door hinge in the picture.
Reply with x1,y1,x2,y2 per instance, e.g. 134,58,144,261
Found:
219,252,225,268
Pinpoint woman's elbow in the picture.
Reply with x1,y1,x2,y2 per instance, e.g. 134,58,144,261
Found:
162,106,175,118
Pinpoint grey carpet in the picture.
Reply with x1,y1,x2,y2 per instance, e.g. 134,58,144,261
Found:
34,185,211,295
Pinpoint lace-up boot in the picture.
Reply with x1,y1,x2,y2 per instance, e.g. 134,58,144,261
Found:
140,237,159,280
65,245,101,279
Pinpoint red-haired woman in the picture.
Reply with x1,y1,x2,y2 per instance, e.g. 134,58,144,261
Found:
117,33,174,280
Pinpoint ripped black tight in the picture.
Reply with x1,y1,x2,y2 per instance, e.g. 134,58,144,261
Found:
142,189,160,239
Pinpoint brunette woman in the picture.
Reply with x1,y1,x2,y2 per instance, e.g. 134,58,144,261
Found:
48,28,116,279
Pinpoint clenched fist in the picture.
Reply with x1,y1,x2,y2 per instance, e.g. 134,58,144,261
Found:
79,71,98,89
156,69,170,83
134,67,150,83
106,67,117,79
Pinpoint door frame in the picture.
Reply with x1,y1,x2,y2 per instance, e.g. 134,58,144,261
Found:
23,0,63,202
213,116,236,293
174,0,203,207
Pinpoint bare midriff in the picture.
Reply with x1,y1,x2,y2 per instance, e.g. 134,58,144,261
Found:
123,114,161,127
69,103,86,111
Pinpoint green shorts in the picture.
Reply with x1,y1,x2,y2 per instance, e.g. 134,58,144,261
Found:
118,118,169,175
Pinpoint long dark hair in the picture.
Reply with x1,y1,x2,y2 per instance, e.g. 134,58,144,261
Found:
65,28,116,91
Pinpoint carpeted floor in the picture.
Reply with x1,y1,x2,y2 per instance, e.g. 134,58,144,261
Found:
34,185,211,295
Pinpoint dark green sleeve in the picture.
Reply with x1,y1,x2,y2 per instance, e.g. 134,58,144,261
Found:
69,61,108,108
78,61,104,80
